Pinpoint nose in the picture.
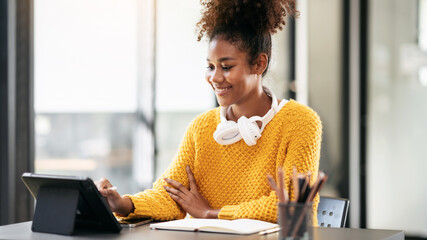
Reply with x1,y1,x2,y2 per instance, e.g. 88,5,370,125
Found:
207,69,224,84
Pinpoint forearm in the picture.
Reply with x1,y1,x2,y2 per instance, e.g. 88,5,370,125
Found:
114,196,135,217
117,184,187,221
218,193,278,222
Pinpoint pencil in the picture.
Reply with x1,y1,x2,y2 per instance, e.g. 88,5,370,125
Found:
305,172,325,203
298,172,309,202
267,174,281,201
259,227,280,235
291,171,328,238
292,166,299,203
277,167,288,203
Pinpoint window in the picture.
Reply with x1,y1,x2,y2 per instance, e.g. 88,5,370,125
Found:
367,0,427,236
34,0,140,194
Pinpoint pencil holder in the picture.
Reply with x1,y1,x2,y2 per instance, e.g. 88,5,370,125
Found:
277,202,313,240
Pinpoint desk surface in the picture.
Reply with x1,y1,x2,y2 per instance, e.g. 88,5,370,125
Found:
0,222,404,240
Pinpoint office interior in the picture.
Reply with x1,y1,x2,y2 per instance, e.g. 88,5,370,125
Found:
0,0,426,239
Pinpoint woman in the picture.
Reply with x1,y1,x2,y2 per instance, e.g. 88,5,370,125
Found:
96,0,321,224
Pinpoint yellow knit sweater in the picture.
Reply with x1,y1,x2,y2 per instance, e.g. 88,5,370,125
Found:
122,100,322,224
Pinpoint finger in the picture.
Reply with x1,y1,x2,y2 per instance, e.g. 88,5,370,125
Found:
163,185,185,198
99,189,109,197
166,190,185,205
95,178,113,190
100,188,120,201
164,178,190,194
167,189,185,206
186,166,198,192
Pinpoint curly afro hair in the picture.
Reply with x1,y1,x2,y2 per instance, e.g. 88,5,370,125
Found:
196,0,298,76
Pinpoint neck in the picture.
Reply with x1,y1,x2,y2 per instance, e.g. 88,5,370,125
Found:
226,86,272,122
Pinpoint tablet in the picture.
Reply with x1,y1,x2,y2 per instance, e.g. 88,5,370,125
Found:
22,173,122,234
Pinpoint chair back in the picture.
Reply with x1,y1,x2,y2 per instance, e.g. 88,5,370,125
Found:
317,196,349,228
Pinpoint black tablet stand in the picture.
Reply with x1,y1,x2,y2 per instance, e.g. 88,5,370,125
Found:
32,186,80,235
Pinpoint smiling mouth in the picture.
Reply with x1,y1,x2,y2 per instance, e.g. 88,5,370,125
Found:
214,86,232,96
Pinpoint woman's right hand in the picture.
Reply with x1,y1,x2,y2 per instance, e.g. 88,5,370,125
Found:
95,178,134,217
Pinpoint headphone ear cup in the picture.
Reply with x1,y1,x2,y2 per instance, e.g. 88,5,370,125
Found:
238,117,261,146
213,121,241,145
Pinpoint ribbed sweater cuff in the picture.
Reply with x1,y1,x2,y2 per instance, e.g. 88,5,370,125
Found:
218,205,237,220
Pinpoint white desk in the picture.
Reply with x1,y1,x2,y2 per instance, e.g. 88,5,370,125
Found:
0,221,405,240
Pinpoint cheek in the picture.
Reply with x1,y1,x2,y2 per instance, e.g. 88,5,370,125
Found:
223,71,236,83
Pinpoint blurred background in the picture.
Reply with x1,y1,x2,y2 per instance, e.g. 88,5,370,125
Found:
1,0,427,239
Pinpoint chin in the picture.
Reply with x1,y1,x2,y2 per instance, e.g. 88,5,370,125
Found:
215,97,231,107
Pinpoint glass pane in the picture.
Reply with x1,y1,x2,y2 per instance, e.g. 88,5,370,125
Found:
155,0,211,178
367,0,427,236
34,0,139,194
35,113,136,192
307,0,344,198
155,0,211,112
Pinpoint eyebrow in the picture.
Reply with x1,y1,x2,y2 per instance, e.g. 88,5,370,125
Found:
206,57,237,62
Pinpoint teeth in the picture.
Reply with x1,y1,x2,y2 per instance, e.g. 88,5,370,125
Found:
215,87,230,93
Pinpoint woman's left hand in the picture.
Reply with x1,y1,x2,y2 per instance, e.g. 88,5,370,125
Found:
164,166,219,218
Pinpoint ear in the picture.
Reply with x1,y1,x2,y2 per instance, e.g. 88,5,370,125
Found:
252,53,268,75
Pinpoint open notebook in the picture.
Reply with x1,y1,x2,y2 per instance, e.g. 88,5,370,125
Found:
150,218,278,235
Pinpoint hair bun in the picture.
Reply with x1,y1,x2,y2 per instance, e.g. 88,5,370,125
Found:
196,0,298,41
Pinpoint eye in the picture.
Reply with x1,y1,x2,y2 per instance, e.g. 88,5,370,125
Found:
206,65,214,71
222,66,233,71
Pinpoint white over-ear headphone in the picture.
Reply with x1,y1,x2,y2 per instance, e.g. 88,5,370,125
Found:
213,88,288,146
